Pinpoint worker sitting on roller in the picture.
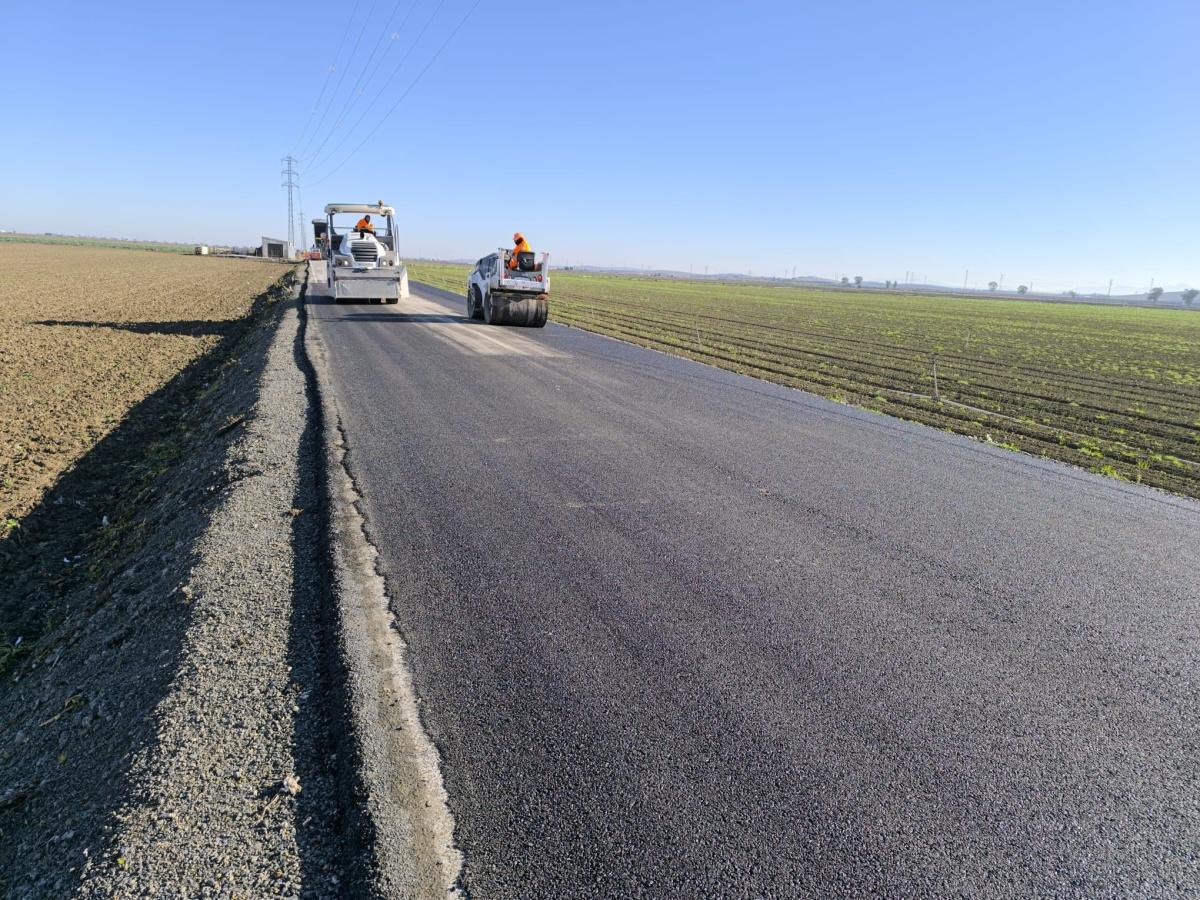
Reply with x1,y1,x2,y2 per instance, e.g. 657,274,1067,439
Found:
507,231,530,270
354,214,375,236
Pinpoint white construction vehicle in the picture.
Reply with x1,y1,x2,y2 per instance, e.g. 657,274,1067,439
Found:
465,248,550,327
324,202,409,303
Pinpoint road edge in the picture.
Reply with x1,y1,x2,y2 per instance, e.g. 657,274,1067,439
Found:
406,275,1200,511
301,267,465,899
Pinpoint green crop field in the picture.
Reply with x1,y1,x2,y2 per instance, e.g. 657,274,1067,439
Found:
409,261,1200,499
0,233,193,254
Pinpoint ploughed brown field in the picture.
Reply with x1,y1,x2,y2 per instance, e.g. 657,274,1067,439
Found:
0,243,292,527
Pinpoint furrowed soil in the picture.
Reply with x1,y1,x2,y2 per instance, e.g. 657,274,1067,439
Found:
0,243,290,527
411,261,1200,499
0,266,360,897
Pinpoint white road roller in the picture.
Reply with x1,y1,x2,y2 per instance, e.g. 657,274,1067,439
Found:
465,248,550,326
324,202,409,304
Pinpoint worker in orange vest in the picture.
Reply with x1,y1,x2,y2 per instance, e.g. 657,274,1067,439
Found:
507,231,530,269
355,214,375,235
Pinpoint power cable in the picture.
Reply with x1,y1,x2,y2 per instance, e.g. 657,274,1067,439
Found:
293,2,362,158
302,0,428,173
304,0,482,189
292,36,348,155
297,0,375,163
323,0,422,136
304,0,451,176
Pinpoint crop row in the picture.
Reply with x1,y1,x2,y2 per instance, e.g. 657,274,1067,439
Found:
408,263,1200,499
565,305,1200,451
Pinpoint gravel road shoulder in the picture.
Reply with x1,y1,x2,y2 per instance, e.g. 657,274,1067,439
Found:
0,273,356,897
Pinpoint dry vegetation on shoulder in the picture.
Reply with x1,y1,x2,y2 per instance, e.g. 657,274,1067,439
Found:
0,243,293,526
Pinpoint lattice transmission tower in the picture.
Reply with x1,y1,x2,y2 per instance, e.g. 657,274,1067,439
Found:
281,155,299,250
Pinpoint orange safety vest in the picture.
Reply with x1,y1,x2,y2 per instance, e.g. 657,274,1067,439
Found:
508,237,530,269
355,217,374,233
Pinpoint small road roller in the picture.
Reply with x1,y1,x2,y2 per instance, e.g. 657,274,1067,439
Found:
465,248,550,327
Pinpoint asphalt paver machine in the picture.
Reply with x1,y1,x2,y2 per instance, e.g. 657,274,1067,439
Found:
324,202,410,304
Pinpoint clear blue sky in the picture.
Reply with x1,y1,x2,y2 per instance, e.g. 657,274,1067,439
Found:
2,0,1196,292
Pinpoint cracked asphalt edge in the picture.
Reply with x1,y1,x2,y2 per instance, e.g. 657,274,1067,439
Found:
302,269,465,899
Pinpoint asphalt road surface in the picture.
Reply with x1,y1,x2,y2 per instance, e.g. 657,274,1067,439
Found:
307,266,1200,898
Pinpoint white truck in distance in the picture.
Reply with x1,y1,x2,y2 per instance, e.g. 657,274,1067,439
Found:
466,248,550,327
323,202,409,304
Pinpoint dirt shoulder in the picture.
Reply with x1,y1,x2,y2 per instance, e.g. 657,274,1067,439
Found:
0,269,359,897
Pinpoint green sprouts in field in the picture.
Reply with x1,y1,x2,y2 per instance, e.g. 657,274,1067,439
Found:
408,261,1200,499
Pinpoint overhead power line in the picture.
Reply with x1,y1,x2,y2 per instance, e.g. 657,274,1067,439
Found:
292,4,362,157
291,79,328,159
305,0,483,188
304,0,451,175
296,0,369,162
309,0,422,156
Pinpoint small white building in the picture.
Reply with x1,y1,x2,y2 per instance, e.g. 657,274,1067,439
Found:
260,236,292,259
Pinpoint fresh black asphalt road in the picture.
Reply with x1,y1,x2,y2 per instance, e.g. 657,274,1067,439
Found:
308,271,1200,898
